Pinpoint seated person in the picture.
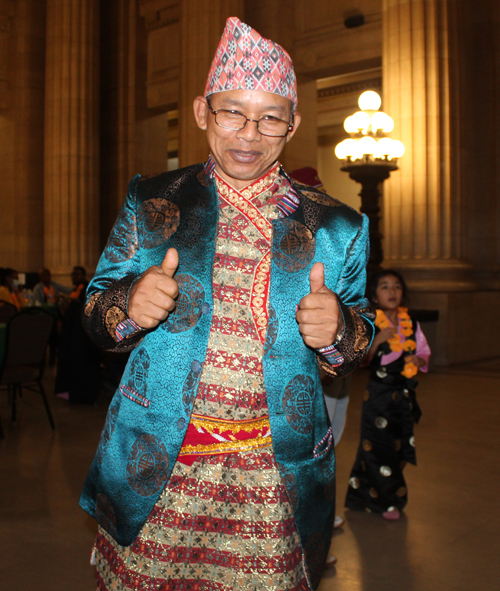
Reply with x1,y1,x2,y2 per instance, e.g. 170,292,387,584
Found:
0,268,27,310
69,266,88,301
32,268,72,304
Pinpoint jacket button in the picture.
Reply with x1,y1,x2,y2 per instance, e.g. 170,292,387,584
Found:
177,418,186,430
202,302,210,315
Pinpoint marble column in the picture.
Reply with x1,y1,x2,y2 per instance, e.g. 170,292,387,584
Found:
382,0,472,290
178,0,244,167
44,0,100,277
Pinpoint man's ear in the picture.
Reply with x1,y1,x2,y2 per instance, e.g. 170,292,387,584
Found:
285,109,301,143
193,96,209,130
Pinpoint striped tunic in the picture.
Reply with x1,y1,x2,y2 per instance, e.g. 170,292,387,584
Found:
94,164,311,591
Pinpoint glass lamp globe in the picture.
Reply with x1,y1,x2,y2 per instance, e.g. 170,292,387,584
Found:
374,137,393,158
370,112,394,133
351,111,371,133
343,116,358,134
358,91,382,111
358,136,377,155
335,140,347,159
335,138,358,160
390,140,405,159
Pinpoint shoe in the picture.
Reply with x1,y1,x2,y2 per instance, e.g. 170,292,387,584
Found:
382,508,400,521
325,555,337,568
334,515,345,528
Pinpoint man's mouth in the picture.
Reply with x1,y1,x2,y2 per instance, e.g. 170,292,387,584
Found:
229,150,261,163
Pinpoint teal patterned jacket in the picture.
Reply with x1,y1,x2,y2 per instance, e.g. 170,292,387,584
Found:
79,163,374,588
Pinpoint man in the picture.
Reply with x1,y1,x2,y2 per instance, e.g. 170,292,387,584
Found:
80,17,374,591
32,268,72,304
69,266,88,301
55,265,101,404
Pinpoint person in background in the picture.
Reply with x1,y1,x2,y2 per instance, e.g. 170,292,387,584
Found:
54,264,101,404
0,268,27,310
69,266,88,301
345,269,430,521
80,17,374,590
32,268,72,304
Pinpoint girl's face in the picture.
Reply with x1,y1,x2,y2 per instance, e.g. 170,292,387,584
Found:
375,274,403,311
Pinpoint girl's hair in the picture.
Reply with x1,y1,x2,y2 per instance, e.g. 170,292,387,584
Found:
368,268,408,305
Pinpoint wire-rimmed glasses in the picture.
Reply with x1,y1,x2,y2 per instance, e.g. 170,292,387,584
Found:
206,97,294,137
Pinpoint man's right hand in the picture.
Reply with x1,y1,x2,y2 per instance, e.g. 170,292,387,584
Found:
128,248,179,329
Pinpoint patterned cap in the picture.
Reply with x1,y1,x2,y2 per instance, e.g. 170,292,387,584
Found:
204,17,297,107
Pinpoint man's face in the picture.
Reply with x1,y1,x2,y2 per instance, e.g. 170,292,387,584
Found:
71,269,84,285
193,89,301,190
40,270,51,285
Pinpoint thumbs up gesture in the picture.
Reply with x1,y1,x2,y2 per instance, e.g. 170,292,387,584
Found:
128,248,179,329
296,262,342,349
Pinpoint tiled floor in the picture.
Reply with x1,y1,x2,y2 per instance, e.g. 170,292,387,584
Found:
1,361,499,591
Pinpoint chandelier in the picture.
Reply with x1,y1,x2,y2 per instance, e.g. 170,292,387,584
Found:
334,90,404,163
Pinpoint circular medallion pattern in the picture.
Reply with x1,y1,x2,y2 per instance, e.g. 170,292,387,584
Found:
349,477,360,489
97,404,119,465
129,348,151,394
84,292,101,317
104,209,139,263
105,306,126,339
380,465,392,477
376,367,388,379
126,434,169,497
375,417,388,429
362,439,373,452
139,198,180,249
182,359,203,413
165,274,205,333
272,219,316,272
282,374,315,434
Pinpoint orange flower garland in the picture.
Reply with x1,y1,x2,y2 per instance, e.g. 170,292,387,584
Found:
375,307,418,378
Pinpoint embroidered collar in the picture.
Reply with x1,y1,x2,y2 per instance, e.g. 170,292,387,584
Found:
204,155,300,218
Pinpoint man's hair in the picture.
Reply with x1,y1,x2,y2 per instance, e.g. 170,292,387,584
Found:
368,268,408,305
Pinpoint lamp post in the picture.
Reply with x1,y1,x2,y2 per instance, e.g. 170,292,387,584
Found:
335,91,404,273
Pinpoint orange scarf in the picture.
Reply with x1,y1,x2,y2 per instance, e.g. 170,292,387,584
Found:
375,307,418,378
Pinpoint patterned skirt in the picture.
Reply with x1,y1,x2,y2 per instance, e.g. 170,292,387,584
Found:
94,446,311,591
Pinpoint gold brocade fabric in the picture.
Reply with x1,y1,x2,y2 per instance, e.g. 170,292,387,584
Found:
94,167,311,591
95,448,309,591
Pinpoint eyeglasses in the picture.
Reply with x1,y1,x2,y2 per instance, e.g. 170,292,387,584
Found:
206,97,294,137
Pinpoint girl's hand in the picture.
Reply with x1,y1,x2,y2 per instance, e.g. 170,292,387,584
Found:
404,354,425,368
375,326,396,345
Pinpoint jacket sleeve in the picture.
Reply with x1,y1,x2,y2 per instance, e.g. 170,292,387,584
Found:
82,175,148,352
317,213,375,377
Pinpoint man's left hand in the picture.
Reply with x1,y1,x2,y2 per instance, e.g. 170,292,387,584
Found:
296,262,342,349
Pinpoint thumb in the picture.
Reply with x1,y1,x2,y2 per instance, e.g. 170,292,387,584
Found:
309,262,325,294
160,248,179,277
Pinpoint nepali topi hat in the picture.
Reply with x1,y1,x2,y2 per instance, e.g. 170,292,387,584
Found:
204,17,297,107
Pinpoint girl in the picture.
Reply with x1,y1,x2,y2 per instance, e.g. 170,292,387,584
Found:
345,269,431,520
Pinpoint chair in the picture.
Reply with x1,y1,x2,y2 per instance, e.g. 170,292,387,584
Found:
0,308,55,439
0,302,18,323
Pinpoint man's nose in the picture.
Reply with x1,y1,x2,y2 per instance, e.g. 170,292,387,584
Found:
236,119,261,141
